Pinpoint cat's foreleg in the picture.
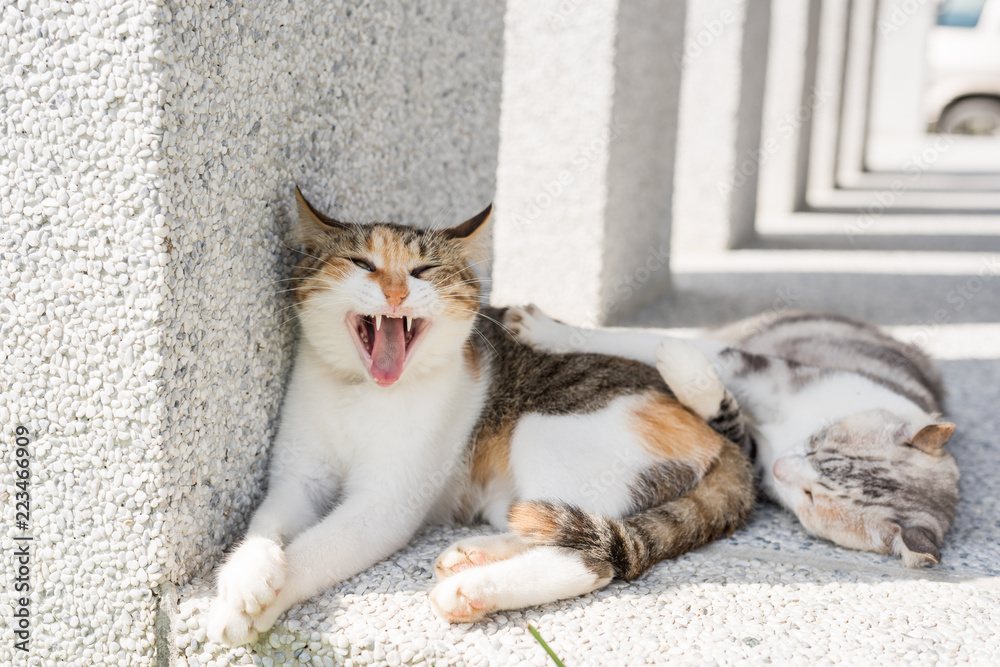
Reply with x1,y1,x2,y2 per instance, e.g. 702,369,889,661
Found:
248,462,448,636
207,475,328,646
430,545,613,623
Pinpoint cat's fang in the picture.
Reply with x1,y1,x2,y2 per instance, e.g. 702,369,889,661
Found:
375,314,382,331
406,316,412,332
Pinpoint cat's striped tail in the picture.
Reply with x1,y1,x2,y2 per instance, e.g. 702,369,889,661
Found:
507,440,755,580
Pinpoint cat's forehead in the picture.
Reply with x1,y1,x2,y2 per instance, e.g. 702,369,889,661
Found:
816,456,902,501
320,223,451,264
365,224,454,259
367,227,423,265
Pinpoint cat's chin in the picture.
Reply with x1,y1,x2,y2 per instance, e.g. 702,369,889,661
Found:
346,312,429,387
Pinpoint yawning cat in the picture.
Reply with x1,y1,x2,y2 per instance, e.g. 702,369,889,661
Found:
505,306,960,567
206,190,755,645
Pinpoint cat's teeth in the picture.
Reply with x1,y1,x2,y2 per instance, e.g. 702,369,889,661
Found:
406,316,412,332
375,315,382,331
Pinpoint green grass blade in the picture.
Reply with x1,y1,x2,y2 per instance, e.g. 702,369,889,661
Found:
528,624,567,667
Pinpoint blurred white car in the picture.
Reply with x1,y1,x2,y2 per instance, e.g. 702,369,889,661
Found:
926,0,1000,135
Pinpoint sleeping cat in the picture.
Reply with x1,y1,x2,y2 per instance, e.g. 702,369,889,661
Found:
504,306,960,568
206,189,755,645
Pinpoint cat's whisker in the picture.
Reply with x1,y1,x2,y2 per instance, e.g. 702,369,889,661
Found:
473,311,521,341
278,241,330,265
435,257,492,284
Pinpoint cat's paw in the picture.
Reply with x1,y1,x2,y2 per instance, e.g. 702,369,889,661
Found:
655,338,725,420
207,536,285,645
434,534,528,581
504,304,570,351
206,597,259,647
251,586,296,635
435,545,494,580
215,536,286,615
429,572,492,623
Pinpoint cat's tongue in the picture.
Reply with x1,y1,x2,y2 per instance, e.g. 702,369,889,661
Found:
370,316,406,386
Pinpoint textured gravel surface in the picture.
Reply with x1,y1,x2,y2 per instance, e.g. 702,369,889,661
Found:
173,358,1000,665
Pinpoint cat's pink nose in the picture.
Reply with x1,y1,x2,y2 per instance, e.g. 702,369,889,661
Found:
384,285,408,307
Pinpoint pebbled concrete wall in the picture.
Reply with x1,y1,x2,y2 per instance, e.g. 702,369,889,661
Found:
0,0,502,664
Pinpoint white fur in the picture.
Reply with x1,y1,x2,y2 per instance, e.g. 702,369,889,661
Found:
655,338,726,420
208,335,488,643
208,256,493,643
430,546,612,623
509,396,660,518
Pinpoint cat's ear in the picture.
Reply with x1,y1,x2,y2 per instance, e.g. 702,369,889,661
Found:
293,186,350,247
907,423,955,456
443,203,492,241
888,524,940,567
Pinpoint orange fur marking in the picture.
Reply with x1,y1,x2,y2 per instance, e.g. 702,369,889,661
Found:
813,497,866,540
507,502,560,541
629,391,725,476
464,339,482,380
367,228,412,304
469,422,513,487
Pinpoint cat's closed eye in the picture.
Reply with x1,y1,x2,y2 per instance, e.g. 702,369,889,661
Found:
351,258,375,272
803,489,813,502
411,265,437,278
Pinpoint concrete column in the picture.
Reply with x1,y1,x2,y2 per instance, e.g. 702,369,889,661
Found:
0,1,502,663
491,0,684,326
670,0,771,255
755,0,820,223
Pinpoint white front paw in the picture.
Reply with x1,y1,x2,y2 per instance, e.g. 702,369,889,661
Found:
207,597,259,646
430,572,492,623
655,338,724,418
207,536,286,645
216,536,286,614
504,304,569,350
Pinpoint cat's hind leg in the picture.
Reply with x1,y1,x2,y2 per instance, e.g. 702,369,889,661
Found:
505,304,727,365
656,339,752,454
434,533,533,580
430,545,613,623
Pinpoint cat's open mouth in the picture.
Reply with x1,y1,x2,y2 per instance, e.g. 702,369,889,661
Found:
348,313,427,386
